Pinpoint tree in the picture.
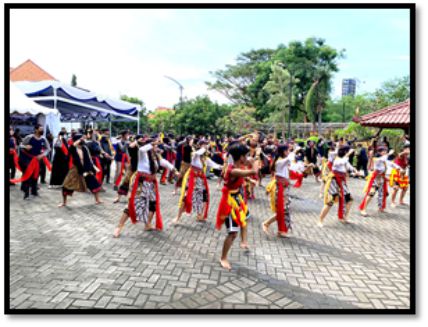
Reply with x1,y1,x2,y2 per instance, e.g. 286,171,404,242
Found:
371,76,410,108
173,96,232,135
148,110,175,133
263,62,297,140
215,106,259,135
71,74,77,87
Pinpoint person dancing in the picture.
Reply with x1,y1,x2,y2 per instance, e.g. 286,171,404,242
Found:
113,136,178,238
216,143,257,270
390,144,410,207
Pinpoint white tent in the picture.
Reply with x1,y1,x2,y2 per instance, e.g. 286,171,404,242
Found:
10,82,61,136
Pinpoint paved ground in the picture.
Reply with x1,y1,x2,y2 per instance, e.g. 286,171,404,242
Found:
9,170,411,310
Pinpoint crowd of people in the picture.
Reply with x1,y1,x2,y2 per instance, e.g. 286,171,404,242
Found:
9,125,411,271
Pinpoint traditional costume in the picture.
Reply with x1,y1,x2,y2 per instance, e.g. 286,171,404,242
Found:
175,140,192,188
117,145,138,197
49,136,70,187
114,139,130,188
9,135,19,183
100,133,115,184
11,134,51,198
389,152,409,190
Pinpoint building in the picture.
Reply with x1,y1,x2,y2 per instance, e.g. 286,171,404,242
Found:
10,59,57,82
147,106,174,119
342,78,356,97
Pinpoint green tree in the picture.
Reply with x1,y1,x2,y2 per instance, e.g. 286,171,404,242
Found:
148,110,175,133
263,62,298,140
215,106,259,135
173,96,232,135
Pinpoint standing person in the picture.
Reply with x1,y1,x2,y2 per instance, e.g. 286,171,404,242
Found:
58,134,102,207
319,141,336,197
99,128,115,185
85,129,104,190
38,132,54,185
356,143,369,178
359,146,392,216
113,137,179,238
49,131,70,189
216,143,257,271
11,124,51,199
173,140,222,224
305,140,321,183
113,130,130,191
159,136,175,185
390,144,410,207
174,136,193,195
318,146,357,226
9,127,19,186
262,145,293,238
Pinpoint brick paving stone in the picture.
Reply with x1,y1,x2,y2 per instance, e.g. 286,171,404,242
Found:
8,172,411,310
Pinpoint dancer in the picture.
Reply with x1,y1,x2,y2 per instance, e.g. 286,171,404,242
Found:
319,141,336,197
85,129,104,189
9,127,19,186
305,140,321,183
318,146,357,226
11,124,51,199
172,140,222,224
262,144,293,238
174,136,193,194
113,136,178,238
59,134,102,207
49,131,70,189
390,144,410,207
359,145,392,216
100,128,115,184
113,130,130,191
216,143,257,270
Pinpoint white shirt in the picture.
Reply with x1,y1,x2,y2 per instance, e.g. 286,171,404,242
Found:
328,150,337,163
288,152,296,163
137,144,175,173
191,148,206,169
206,157,223,171
333,157,351,173
290,160,305,174
373,155,388,173
275,156,291,179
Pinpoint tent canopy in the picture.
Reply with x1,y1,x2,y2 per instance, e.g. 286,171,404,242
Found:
10,82,60,116
15,80,140,122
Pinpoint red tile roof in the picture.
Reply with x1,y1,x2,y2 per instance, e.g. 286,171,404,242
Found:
354,99,410,128
10,59,56,82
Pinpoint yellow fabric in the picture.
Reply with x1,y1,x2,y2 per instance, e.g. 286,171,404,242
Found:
266,178,277,213
227,190,248,227
178,168,191,207
363,172,374,194
389,168,409,188
323,172,338,205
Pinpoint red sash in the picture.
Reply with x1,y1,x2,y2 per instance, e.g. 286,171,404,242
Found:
276,177,289,233
9,149,22,172
43,156,52,171
10,151,40,183
327,161,333,171
359,171,388,211
94,157,103,184
115,153,130,186
128,172,163,230
61,142,73,169
184,167,210,219
333,172,346,220
289,170,303,188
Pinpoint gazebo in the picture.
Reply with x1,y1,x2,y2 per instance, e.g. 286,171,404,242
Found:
353,99,410,134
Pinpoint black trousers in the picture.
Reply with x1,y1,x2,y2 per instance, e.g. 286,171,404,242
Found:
102,158,112,183
9,154,16,180
19,160,38,196
357,160,368,177
39,159,46,183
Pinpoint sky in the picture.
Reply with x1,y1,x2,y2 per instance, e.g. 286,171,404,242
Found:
9,8,410,111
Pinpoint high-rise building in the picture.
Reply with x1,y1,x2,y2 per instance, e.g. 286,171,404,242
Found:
342,79,356,97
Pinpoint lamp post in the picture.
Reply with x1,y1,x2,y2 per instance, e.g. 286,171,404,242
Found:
164,75,184,110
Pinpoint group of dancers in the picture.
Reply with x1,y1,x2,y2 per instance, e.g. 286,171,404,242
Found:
9,125,411,270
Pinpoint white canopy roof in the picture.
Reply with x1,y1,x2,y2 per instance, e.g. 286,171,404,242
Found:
10,83,60,116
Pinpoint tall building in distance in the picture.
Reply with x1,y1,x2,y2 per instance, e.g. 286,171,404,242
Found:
342,78,356,97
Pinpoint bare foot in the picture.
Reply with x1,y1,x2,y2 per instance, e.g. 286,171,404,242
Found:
340,219,351,224
113,227,122,238
399,202,409,206
360,210,368,217
172,217,181,225
240,242,249,249
220,259,232,271
58,203,66,207
113,198,120,203
262,223,272,236
96,201,103,205
317,221,324,228
277,232,288,238
144,225,155,231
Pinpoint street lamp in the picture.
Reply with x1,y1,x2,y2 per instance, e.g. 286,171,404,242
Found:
164,75,184,110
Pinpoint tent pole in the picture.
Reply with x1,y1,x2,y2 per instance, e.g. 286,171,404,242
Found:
137,110,140,135
109,117,112,136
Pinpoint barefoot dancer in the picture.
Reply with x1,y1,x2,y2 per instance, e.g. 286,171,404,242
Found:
359,145,393,216
263,145,294,238
173,140,222,224
216,143,256,270
390,144,410,207
113,137,178,238
59,134,102,207
318,146,357,226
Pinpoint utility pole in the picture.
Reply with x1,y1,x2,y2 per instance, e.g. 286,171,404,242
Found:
164,75,184,110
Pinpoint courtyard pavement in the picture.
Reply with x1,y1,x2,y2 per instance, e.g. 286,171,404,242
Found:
8,171,411,310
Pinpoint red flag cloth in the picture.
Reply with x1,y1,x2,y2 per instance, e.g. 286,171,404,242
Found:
94,157,103,184
43,156,52,171
115,154,129,186
10,156,40,184
128,172,163,230
333,172,346,220
359,171,388,211
289,170,303,188
276,177,290,233
9,149,21,172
